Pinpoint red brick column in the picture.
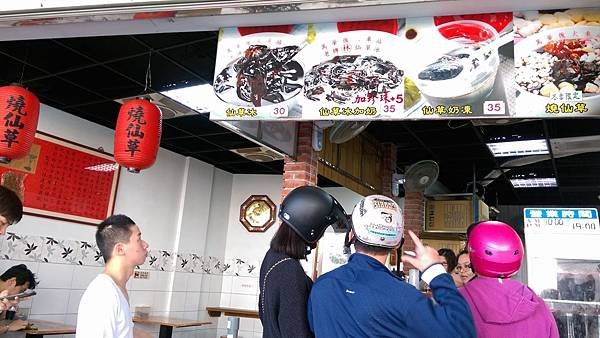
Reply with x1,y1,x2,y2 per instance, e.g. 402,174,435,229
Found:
281,122,318,201
381,143,397,198
402,191,425,270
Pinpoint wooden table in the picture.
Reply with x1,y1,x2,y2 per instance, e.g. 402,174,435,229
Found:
206,307,259,338
133,316,211,338
206,306,259,319
18,320,76,338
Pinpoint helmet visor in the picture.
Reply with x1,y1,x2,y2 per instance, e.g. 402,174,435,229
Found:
330,197,350,233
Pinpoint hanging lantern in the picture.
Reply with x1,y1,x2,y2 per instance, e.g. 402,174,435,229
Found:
114,98,162,173
0,85,40,164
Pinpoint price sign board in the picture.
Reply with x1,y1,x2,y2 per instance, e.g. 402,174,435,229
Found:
524,208,599,235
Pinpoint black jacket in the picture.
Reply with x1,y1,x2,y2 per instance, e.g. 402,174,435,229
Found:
259,248,314,338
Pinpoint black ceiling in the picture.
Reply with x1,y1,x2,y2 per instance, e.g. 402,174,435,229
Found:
368,118,600,206
2,31,600,206
0,31,284,175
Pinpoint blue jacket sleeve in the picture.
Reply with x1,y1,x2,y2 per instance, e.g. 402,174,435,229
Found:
397,273,476,338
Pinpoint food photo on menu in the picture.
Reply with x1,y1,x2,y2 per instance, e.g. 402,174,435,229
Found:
211,20,411,120
210,10,599,121
514,8,600,116
300,19,407,120
212,25,309,119
400,13,516,119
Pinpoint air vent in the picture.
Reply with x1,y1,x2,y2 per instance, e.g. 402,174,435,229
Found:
230,147,284,162
115,92,204,119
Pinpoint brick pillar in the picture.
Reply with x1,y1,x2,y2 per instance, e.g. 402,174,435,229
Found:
402,191,425,270
381,143,397,198
281,122,318,201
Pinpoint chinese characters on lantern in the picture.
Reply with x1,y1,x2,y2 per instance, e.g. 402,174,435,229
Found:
2,94,27,148
126,105,147,157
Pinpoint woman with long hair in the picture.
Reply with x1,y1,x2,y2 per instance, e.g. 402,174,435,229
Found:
259,186,348,338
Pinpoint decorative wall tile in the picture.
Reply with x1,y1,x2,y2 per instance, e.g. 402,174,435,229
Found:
77,241,102,266
58,240,80,265
147,250,162,271
20,234,44,262
222,259,235,276
201,257,212,274
231,258,259,277
176,253,189,273
159,250,175,272
2,232,25,260
189,253,202,273
40,237,79,265
0,232,264,279
247,260,259,277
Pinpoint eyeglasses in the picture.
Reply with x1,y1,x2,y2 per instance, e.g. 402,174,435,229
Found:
454,264,472,273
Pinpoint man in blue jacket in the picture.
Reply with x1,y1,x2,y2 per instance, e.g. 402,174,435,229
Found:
307,195,475,338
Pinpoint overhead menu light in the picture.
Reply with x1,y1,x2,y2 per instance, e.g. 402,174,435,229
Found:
510,177,557,188
161,84,214,114
486,139,549,157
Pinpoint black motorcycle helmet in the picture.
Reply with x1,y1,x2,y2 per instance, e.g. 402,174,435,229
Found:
279,186,349,244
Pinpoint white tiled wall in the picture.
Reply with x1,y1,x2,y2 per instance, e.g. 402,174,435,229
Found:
215,273,261,338
0,258,224,338
0,105,275,337
0,101,369,338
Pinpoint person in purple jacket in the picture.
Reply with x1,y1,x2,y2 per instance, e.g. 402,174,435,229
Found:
460,220,559,338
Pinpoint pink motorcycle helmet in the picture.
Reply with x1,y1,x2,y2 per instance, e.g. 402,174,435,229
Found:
467,220,524,278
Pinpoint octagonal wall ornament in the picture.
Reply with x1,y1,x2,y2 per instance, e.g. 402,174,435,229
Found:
239,195,277,232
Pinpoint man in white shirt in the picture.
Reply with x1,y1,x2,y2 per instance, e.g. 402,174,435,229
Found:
76,214,152,338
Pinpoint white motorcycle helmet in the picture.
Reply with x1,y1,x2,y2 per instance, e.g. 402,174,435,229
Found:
351,195,404,248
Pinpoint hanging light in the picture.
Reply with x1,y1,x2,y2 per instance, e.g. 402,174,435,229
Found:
0,84,40,164
113,98,162,173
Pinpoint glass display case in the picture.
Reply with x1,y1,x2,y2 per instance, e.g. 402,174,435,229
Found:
524,208,600,338
540,259,600,338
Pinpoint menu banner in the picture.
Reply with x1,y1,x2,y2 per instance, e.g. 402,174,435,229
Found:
210,8,600,120
514,8,600,116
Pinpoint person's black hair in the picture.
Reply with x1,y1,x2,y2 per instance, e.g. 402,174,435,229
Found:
0,185,23,225
457,249,469,260
438,248,458,273
270,223,308,260
0,264,37,289
96,214,136,263
353,240,391,256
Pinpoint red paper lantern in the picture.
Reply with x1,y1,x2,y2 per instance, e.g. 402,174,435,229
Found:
0,85,40,164
114,99,162,173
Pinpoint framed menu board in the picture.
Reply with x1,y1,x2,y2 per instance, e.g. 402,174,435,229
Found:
211,8,600,121
0,131,120,225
